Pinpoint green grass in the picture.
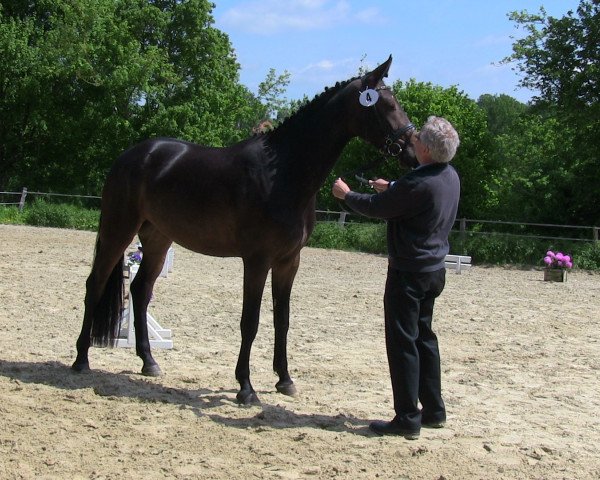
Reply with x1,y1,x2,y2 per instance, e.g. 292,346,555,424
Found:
0,199,99,231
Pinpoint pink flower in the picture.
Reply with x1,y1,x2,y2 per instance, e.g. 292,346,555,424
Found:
543,249,573,269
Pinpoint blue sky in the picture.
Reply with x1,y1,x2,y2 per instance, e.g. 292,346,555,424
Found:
212,0,581,104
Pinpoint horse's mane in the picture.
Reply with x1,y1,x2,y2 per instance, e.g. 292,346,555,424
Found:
266,75,360,141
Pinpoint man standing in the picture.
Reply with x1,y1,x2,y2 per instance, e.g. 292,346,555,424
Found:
332,116,460,440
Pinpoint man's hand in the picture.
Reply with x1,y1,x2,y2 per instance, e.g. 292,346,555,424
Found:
332,178,351,200
368,178,390,193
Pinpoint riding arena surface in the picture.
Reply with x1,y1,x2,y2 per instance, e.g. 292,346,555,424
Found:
1,225,599,480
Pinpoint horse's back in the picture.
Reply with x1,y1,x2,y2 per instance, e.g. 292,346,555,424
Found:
112,137,230,174
106,137,246,197
101,137,294,257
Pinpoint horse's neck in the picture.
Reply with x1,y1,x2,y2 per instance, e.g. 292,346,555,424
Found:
269,100,351,207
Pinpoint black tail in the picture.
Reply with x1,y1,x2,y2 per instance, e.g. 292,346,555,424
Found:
90,234,125,348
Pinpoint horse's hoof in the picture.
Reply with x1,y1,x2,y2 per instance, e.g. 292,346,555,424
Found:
236,389,261,406
71,362,90,373
141,364,162,377
276,382,297,397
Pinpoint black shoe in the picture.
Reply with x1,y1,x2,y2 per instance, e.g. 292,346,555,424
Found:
422,419,446,429
421,410,446,429
369,420,420,440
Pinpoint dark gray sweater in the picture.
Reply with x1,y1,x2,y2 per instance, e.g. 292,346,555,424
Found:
344,163,460,272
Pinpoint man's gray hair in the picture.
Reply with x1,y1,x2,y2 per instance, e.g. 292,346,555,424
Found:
420,116,460,163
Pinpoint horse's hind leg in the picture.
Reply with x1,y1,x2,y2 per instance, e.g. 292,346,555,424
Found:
130,223,172,376
271,252,300,396
73,223,139,372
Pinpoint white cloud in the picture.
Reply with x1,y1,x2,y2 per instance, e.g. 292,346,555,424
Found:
474,61,514,77
473,34,513,48
293,57,358,91
299,59,340,73
353,7,383,24
219,0,382,34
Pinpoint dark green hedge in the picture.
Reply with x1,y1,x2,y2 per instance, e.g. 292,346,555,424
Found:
0,200,99,231
2,203,598,270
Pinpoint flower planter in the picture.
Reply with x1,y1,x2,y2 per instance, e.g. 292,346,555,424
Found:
544,268,567,282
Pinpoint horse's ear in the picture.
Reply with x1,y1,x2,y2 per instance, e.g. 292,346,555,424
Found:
363,55,393,88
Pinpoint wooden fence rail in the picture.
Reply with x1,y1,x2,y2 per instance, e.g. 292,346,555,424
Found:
316,210,600,243
1,189,598,243
0,188,100,212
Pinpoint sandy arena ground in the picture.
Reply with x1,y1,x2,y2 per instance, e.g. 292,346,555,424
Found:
0,224,599,479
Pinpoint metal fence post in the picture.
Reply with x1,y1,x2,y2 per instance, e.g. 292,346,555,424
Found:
593,227,599,243
18,187,27,212
337,212,347,227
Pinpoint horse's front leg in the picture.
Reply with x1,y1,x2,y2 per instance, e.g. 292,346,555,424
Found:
236,257,270,405
271,253,300,397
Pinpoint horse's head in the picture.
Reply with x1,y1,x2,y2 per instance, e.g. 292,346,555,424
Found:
345,55,418,169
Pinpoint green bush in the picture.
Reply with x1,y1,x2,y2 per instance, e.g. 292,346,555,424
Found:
309,222,600,270
308,222,387,253
0,206,23,224
23,199,99,230
345,222,387,253
574,242,600,270
2,203,599,270
308,222,348,250
454,233,600,270
458,234,543,265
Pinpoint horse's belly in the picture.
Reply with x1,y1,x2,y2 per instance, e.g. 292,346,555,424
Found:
141,182,305,260
153,214,242,257
172,234,240,258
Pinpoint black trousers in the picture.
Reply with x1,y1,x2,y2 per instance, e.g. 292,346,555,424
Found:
383,267,446,430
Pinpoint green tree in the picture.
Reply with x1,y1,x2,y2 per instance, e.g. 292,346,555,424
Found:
397,80,492,219
476,94,529,219
317,80,491,218
0,9,41,191
476,93,581,224
504,0,599,224
256,68,291,123
477,94,527,136
0,0,261,194
485,113,576,223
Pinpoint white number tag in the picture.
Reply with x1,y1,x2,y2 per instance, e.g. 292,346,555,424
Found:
359,88,379,107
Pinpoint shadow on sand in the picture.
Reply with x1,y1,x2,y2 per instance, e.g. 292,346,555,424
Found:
0,359,373,436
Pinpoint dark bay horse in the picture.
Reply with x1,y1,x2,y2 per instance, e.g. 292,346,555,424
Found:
72,56,416,404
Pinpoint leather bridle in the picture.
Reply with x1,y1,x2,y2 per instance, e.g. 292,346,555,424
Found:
370,85,415,157
336,83,417,189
